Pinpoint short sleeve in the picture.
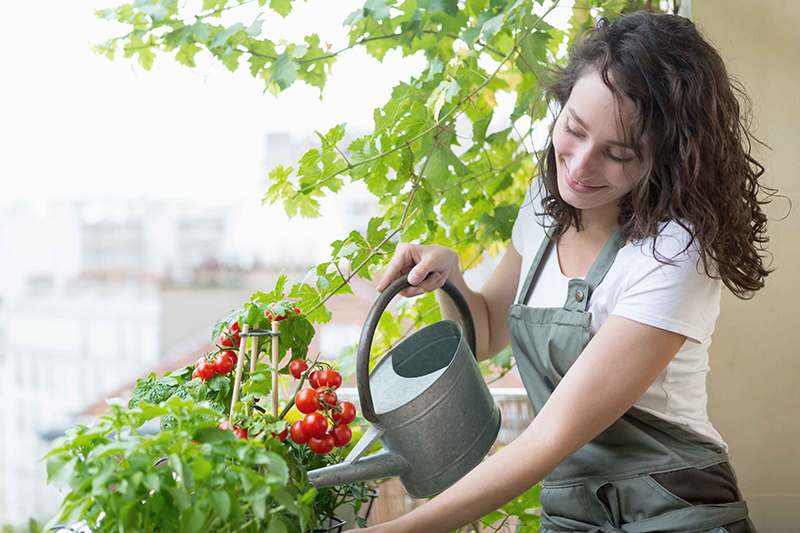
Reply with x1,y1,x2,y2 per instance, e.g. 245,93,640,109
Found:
611,224,722,343
511,207,526,256
511,182,546,256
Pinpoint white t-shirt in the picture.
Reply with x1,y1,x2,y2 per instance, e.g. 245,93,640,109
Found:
511,186,727,449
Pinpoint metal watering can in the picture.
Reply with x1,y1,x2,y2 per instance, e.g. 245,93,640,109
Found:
307,277,501,498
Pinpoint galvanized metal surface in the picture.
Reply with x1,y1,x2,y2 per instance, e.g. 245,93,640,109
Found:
308,278,501,498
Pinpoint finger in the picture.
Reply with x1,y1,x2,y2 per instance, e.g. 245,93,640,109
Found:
406,260,433,286
400,286,425,298
414,272,446,294
377,248,413,292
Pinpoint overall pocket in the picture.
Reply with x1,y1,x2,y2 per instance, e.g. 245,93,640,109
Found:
590,475,693,525
540,483,599,525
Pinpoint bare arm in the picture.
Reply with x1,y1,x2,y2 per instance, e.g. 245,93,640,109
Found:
435,244,522,360
358,315,687,533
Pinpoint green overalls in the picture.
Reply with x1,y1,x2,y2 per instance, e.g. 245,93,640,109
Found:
507,229,754,532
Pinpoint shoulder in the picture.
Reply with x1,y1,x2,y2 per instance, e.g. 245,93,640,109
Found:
626,220,708,270
610,221,722,343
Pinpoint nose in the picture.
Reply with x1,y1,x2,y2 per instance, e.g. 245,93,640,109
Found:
568,143,597,178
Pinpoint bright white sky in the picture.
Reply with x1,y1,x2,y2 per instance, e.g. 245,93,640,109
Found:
0,1,430,206
0,1,576,208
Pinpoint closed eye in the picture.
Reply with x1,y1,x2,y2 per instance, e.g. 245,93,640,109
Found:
605,150,633,163
565,116,635,163
564,120,586,139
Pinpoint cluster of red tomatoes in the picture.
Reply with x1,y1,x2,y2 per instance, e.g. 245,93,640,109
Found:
288,363,356,455
192,322,241,381
218,418,248,440
265,305,302,322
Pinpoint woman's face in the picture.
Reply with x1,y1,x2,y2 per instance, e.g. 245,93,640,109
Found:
552,69,644,217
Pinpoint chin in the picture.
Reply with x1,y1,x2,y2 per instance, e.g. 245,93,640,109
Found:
556,174,592,210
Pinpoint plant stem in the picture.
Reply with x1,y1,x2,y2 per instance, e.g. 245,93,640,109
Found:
303,175,422,319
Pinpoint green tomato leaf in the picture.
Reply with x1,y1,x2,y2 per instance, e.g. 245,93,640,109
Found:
210,490,231,520
252,496,267,520
180,506,205,533
193,426,235,444
269,515,289,533
288,283,332,323
46,456,77,486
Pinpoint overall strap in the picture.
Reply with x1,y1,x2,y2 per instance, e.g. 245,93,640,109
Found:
516,227,556,306
564,229,626,312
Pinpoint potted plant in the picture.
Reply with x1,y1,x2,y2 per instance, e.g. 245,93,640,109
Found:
45,292,376,532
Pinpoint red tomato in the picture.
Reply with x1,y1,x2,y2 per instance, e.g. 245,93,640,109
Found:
332,401,356,425
308,434,335,455
292,306,302,314
193,358,215,381
290,420,308,444
301,412,328,439
218,334,235,349
264,310,287,322
221,350,237,364
212,353,235,374
316,370,331,387
307,370,321,388
317,390,338,410
229,321,241,345
272,426,288,442
295,388,320,414
324,370,342,390
288,359,308,379
331,424,352,447
233,426,248,440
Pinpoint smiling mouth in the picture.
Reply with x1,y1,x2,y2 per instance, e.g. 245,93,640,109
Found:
562,163,606,192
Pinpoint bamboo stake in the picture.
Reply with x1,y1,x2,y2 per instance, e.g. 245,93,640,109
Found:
271,319,280,417
249,322,260,375
230,323,250,421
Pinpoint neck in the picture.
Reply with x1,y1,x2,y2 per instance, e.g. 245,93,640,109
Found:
575,204,620,238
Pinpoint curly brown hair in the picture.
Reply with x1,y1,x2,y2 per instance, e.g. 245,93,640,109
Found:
538,11,778,299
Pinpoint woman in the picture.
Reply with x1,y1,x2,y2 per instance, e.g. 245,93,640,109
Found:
358,10,772,533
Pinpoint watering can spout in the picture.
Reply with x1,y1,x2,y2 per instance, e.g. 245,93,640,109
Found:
308,425,410,489
307,449,410,489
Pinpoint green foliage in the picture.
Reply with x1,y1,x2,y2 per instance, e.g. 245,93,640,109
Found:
45,397,315,532
130,365,233,421
94,0,666,527
47,388,368,531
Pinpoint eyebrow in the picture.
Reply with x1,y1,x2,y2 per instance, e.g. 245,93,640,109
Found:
567,107,635,149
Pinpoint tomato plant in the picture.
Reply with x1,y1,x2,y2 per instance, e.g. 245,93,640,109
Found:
48,298,370,532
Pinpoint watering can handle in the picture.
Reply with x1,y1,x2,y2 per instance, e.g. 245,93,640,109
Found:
357,277,477,424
